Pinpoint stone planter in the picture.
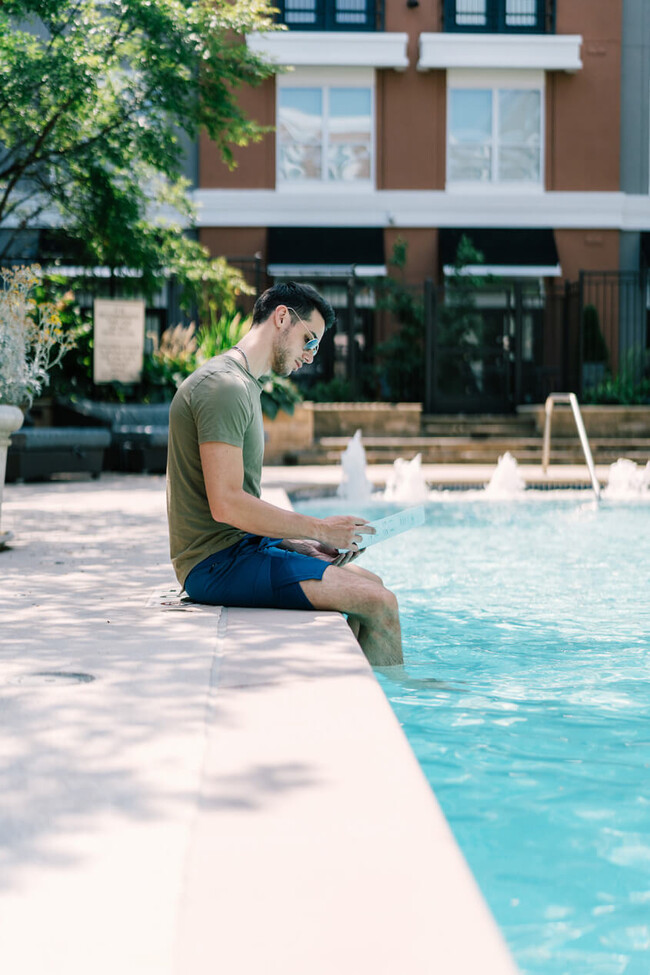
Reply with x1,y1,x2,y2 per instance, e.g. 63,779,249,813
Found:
263,402,314,465
312,402,422,438
518,404,650,438
0,405,25,549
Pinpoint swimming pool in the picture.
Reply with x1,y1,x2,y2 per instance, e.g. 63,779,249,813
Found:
295,493,650,975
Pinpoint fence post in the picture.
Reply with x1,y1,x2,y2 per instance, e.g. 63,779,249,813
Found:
513,280,523,406
561,280,571,392
253,253,263,298
577,271,585,399
346,271,358,398
424,277,436,413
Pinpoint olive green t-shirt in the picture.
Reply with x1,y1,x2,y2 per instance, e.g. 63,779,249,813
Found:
166,354,265,587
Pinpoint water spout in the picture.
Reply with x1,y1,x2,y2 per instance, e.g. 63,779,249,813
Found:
602,459,650,499
337,429,373,503
484,452,526,498
383,454,429,503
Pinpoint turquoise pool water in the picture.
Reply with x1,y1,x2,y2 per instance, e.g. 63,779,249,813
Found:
296,495,650,975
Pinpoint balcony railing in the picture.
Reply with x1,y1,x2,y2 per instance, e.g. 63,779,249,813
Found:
274,0,385,32
443,0,555,33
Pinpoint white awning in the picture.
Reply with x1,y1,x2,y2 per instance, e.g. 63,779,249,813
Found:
443,264,562,278
247,31,409,70
268,263,387,278
418,33,583,73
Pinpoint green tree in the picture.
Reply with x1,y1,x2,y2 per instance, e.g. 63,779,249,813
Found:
374,237,426,402
436,234,488,398
0,0,278,291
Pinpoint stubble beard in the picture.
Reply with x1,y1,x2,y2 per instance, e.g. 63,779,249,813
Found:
271,331,294,377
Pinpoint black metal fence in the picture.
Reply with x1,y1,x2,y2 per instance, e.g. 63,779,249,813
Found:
310,269,650,412
4,253,648,411
580,270,650,404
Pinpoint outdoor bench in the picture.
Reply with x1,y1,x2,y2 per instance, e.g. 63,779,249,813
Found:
6,426,111,482
55,398,170,473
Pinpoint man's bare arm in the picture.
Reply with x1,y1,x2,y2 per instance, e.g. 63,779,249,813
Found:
199,441,373,552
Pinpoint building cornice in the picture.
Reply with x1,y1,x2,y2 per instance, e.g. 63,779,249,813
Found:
246,31,409,70
192,189,650,232
417,33,583,73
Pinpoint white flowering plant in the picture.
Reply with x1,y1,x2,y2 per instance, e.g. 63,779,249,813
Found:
0,265,76,409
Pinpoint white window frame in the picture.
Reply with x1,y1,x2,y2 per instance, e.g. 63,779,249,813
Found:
446,68,545,193
276,67,376,191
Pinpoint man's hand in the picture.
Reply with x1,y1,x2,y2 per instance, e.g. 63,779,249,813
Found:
314,515,375,553
279,539,338,561
331,548,362,567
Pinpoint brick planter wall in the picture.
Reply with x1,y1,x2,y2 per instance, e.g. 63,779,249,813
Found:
312,403,422,438
263,402,314,464
518,405,650,438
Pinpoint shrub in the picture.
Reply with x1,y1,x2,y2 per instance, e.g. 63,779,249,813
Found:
0,265,76,408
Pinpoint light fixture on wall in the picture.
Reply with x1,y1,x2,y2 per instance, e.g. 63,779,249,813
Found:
406,0,420,7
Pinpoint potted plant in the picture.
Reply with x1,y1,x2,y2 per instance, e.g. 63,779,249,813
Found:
0,265,76,548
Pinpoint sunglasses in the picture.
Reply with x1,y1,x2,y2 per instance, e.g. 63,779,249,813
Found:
286,306,320,354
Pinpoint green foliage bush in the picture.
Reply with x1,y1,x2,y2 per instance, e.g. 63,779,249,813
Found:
308,376,362,403
373,238,425,402
583,348,650,405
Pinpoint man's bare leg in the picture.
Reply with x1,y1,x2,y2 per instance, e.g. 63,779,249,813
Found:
340,563,382,642
300,566,403,667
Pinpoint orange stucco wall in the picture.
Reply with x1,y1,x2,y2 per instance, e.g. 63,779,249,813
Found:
199,79,275,189
554,229,620,280
377,68,446,190
379,1,445,190
200,227,268,261
546,0,622,191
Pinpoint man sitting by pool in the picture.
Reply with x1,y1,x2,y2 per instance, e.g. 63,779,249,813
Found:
166,281,403,667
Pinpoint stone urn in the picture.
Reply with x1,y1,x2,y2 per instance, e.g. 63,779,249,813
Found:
0,405,24,549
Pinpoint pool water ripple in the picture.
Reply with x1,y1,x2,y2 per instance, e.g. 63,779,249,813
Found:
297,497,650,975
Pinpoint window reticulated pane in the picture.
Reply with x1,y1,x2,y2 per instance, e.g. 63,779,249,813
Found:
328,88,372,180
498,89,541,181
278,89,322,144
278,89,322,180
448,89,492,181
505,0,538,27
328,88,371,141
327,144,371,180
336,0,368,26
448,144,492,182
454,0,487,27
278,144,322,181
278,85,372,183
283,0,317,25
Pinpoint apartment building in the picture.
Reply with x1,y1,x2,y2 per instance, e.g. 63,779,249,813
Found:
196,1,640,282
620,0,650,274
193,0,650,405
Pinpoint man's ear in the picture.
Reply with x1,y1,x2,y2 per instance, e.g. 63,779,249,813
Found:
274,304,288,329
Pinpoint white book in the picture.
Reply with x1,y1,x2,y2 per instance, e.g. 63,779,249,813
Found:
359,505,426,549
334,506,426,562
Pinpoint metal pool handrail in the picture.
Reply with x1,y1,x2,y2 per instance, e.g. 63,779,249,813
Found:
542,393,601,501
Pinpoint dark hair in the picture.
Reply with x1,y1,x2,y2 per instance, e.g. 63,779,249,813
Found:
252,281,335,331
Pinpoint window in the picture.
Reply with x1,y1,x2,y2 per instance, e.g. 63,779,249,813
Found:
278,72,374,186
447,72,543,186
276,0,381,31
445,0,550,33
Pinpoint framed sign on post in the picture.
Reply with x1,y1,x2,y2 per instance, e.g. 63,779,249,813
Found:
93,299,145,384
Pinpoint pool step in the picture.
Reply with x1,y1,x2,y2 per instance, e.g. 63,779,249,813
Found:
301,436,650,466
420,414,537,438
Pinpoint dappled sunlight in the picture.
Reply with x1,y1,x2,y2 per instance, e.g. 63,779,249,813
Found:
0,475,368,892
199,762,324,813
0,475,222,888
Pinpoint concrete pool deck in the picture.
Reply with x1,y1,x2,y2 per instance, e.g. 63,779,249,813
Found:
0,463,607,973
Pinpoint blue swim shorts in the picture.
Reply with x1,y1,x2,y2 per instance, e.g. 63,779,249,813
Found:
183,534,330,610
